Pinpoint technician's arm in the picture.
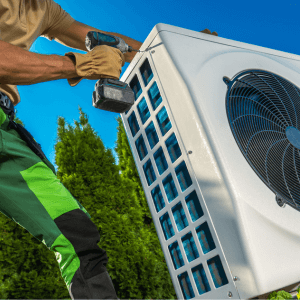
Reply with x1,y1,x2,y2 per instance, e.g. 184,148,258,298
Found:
0,40,77,85
53,20,143,63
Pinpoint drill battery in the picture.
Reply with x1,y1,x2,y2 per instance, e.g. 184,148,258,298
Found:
92,78,134,113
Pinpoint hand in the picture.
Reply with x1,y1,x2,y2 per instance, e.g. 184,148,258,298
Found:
64,45,125,87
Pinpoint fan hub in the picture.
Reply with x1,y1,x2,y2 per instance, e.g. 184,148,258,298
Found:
286,126,300,150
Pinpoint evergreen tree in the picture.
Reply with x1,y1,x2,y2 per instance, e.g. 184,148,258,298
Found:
115,116,177,299
54,107,177,299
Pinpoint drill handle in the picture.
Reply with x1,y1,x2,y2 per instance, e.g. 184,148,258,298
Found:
85,31,130,54
85,31,119,51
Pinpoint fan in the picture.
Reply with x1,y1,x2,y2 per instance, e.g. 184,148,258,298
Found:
223,70,300,211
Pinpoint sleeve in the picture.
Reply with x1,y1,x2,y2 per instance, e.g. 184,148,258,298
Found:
41,0,75,41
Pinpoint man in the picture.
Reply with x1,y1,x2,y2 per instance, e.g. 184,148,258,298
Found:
0,1,140,299
0,0,218,298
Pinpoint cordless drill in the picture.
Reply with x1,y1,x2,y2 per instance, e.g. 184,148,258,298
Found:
85,31,144,113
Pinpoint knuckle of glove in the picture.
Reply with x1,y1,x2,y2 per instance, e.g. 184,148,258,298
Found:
88,45,124,79
92,45,125,67
68,45,125,80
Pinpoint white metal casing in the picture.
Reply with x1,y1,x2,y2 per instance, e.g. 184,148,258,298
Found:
120,23,300,300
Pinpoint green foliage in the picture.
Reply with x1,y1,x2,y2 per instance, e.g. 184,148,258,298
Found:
268,290,293,299
0,218,71,298
0,106,177,299
115,116,154,233
267,286,300,299
267,287,300,300
13,108,25,127
114,116,177,299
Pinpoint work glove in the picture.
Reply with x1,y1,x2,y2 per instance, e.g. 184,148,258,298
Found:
64,45,125,87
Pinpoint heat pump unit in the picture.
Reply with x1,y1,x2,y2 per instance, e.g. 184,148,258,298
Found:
120,23,300,300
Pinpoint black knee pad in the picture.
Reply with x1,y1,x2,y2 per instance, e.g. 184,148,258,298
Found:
54,208,108,279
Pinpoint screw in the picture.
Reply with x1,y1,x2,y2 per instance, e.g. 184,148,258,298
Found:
276,195,286,208
233,276,238,281
151,50,155,54
188,151,192,154
228,291,232,298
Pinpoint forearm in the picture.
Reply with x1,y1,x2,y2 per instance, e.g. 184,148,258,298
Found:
0,40,77,85
54,21,143,63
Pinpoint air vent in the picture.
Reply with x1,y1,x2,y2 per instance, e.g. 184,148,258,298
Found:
224,70,300,211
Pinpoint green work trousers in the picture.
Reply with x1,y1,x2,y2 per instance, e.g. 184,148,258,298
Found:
0,107,118,299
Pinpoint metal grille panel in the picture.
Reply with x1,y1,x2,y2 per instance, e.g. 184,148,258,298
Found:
123,56,231,299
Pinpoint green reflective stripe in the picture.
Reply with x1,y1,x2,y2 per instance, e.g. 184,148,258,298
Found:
51,233,80,290
20,161,80,220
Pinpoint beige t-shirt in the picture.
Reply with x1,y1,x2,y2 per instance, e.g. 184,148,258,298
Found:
0,0,75,105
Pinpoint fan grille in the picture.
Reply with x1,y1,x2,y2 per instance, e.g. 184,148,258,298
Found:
224,69,300,211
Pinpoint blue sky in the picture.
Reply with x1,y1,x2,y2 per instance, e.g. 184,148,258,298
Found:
16,0,299,173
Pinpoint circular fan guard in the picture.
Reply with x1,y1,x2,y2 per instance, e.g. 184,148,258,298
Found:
224,69,300,211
